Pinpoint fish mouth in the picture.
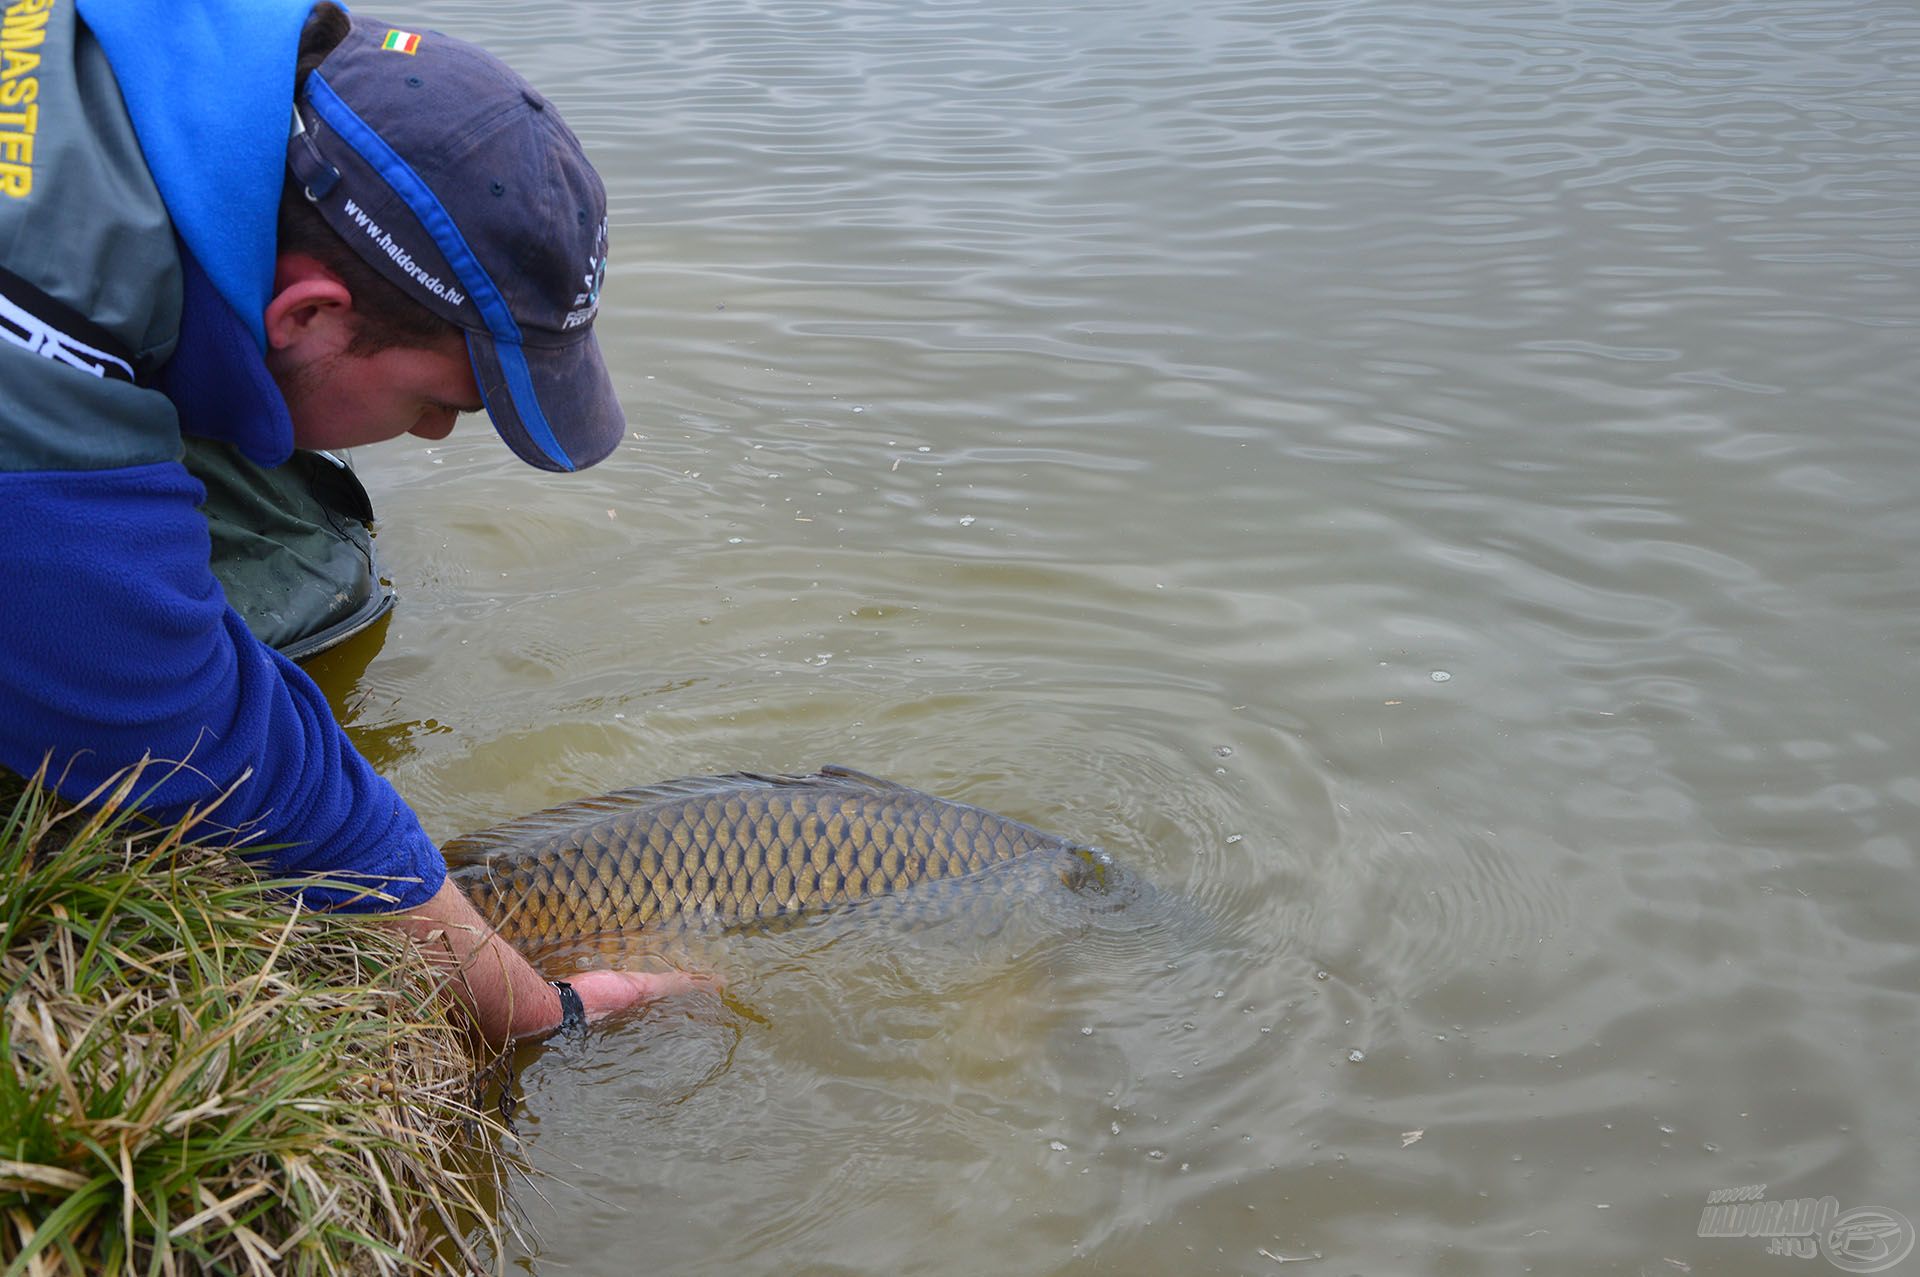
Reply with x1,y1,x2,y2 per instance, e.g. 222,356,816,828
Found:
1061,846,1120,895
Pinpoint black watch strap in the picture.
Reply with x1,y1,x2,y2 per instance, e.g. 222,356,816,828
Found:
550,979,587,1034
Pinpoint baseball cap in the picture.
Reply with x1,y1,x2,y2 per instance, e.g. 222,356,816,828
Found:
286,16,623,472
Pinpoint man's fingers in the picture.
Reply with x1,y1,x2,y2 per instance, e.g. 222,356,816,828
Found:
565,967,721,1021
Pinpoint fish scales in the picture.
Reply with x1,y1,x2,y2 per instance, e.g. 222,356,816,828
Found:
443,765,1104,946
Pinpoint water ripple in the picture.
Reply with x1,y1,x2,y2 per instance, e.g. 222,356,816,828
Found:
354,0,1920,1271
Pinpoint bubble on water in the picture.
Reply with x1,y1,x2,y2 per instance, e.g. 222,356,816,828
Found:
727,537,744,545
1081,1026,1094,1036
1347,1049,1366,1063
1431,670,1452,682
1214,746,1234,758
1226,834,1243,845
1049,1140,1069,1152
1146,1149,1166,1161
959,515,976,526
1315,970,1330,981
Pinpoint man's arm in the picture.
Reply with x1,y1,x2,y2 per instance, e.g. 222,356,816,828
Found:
0,418,700,1042
382,879,706,1044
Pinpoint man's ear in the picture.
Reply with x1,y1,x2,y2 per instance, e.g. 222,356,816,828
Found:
264,253,354,353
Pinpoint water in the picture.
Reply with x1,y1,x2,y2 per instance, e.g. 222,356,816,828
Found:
305,0,1920,1271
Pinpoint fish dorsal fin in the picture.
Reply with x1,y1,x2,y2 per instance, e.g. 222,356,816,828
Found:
441,767,908,865
816,764,911,789
595,765,908,802
589,765,909,801
754,764,908,791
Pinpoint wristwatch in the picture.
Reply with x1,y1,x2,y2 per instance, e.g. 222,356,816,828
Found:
550,979,587,1034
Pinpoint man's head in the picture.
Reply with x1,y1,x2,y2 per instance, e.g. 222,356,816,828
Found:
269,5,624,470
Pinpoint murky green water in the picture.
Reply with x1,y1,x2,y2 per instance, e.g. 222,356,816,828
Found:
308,0,1920,1271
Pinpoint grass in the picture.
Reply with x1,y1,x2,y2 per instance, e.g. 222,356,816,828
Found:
0,761,520,1275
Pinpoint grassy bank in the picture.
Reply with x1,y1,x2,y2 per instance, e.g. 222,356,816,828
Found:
0,764,516,1275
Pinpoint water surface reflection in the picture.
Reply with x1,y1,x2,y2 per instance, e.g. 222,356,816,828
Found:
313,0,1920,1271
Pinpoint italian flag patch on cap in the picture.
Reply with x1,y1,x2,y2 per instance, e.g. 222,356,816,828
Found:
382,29,422,54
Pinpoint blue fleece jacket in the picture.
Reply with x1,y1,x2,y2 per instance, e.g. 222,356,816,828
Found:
0,0,445,910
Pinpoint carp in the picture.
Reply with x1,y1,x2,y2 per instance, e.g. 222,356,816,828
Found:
444,765,1113,946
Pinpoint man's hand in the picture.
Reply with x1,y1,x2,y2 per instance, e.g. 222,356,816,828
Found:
380,878,713,1044
565,969,718,1021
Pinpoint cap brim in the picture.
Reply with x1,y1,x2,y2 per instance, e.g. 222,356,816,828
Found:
466,330,625,473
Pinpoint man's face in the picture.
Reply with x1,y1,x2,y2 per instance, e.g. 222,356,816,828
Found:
275,328,485,453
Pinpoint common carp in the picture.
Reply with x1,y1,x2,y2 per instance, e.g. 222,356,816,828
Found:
444,765,1113,946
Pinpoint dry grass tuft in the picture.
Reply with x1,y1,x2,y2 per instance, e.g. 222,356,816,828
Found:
0,761,522,1275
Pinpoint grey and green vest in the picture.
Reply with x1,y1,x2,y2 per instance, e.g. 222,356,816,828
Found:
185,440,394,662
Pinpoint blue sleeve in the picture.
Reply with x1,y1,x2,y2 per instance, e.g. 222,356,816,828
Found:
0,463,446,911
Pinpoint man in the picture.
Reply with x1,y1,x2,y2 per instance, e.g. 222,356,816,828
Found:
0,0,691,1041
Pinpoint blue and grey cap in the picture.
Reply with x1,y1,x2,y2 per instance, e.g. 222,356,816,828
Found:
287,16,622,472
